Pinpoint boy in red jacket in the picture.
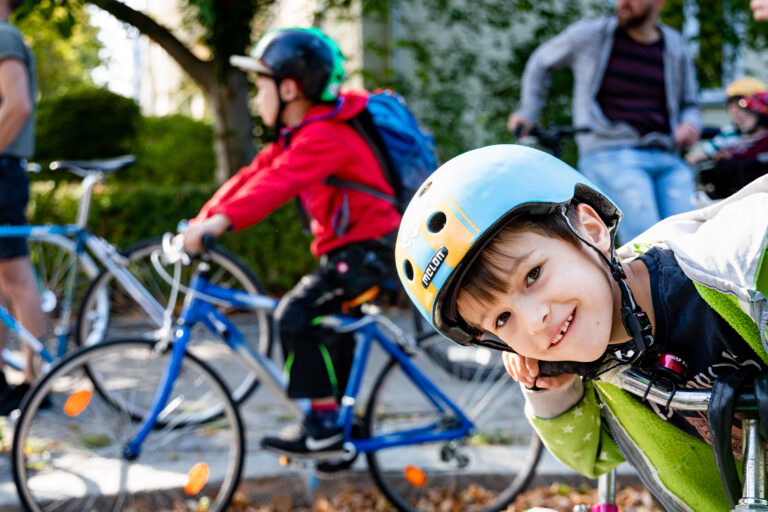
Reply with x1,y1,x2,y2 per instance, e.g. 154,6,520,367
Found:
182,27,401,456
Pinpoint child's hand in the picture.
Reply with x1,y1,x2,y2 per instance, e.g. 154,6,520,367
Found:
182,214,231,253
501,352,575,390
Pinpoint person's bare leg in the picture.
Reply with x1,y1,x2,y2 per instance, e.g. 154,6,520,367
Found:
0,256,45,383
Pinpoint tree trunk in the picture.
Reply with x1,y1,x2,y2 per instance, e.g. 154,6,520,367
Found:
86,0,256,183
208,69,256,183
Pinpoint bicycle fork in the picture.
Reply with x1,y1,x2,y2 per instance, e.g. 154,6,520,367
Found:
571,470,618,512
733,417,768,511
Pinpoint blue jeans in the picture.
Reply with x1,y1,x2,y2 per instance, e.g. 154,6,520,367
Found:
578,147,695,242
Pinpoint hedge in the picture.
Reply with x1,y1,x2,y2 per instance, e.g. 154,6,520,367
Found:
29,181,316,294
116,115,216,185
33,87,216,185
35,88,141,175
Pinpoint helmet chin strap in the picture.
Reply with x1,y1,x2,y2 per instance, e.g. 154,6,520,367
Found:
274,79,303,143
556,205,654,368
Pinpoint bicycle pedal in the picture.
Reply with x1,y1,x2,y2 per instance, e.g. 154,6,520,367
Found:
316,453,358,474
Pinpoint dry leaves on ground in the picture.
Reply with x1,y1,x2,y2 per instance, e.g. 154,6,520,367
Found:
228,482,663,512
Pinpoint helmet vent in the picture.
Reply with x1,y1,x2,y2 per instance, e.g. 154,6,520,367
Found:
403,260,415,281
427,212,447,233
417,181,432,197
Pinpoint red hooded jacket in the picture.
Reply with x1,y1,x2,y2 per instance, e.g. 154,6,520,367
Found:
195,89,402,258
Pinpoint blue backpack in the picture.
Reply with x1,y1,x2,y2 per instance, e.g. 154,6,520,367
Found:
326,89,439,213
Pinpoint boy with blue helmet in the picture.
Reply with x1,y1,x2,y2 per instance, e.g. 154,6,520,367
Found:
395,144,768,511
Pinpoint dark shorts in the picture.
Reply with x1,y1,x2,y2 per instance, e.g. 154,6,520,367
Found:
0,157,30,260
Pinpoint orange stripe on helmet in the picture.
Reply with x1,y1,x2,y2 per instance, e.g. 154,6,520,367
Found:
446,194,480,233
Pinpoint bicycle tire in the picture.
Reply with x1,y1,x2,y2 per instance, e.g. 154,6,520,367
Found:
413,307,504,381
12,338,244,512
76,237,273,405
2,234,103,368
365,357,542,512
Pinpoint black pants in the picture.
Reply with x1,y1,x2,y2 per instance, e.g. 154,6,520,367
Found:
275,238,394,399
0,157,29,261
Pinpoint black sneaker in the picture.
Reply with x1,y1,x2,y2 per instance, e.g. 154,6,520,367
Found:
0,382,31,416
261,409,344,457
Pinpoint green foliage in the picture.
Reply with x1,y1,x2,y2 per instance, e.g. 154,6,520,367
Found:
661,0,768,89
35,87,141,171
13,0,102,99
120,115,216,185
29,181,316,293
184,0,265,75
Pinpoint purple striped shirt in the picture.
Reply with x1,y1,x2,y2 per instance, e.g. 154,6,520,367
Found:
597,28,670,136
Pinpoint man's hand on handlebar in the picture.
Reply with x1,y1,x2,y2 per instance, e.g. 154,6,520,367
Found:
674,122,700,149
502,352,575,390
508,112,534,137
181,213,231,253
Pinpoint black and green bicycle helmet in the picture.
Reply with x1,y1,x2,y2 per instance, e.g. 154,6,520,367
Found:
230,27,346,102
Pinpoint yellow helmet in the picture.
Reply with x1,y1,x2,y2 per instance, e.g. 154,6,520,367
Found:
726,77,767,100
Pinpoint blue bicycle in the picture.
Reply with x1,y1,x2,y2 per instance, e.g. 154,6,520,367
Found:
0,157,142,373
11,235,542,512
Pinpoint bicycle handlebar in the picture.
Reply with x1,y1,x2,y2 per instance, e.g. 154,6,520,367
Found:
538,359,757,412
514,124,591,158
618,368,757,412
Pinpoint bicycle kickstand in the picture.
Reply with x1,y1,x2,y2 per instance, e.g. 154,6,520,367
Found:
732,417,768,511
573,469,618,512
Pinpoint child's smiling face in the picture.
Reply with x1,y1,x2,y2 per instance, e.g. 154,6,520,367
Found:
457,204,621,362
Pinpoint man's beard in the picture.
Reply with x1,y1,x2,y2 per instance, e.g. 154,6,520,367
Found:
618,5,654,28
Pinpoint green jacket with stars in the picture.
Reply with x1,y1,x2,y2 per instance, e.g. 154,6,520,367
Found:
522,175,768,512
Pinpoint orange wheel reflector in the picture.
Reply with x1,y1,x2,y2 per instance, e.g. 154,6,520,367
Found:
63,390,92,417
184,462,210,495
404,465,427,487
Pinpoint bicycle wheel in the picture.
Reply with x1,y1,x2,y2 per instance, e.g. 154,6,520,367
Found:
2,234,103,368
413,307,503,381
12,338,244,512
76,237,272,404
365,356,542,512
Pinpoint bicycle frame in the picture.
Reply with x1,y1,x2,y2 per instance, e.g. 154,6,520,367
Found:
124,267,475,458
0,225,84,365
0,223,166,367
0,165,167,371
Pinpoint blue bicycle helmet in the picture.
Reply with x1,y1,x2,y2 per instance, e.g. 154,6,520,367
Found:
395,144,625,349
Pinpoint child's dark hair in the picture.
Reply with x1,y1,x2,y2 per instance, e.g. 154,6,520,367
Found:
456,202,582,334
10,0,23,11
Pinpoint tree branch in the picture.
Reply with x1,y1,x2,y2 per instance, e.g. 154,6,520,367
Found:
87,0,214,90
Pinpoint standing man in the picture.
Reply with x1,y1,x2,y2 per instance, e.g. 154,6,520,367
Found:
508,0,701,241
0,0,44,415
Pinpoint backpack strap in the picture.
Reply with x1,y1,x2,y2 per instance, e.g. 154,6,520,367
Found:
321,109,399,208
324,175,397,205
345,108,401,198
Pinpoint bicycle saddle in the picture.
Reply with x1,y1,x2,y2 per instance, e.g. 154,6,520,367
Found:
50,155,136,173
